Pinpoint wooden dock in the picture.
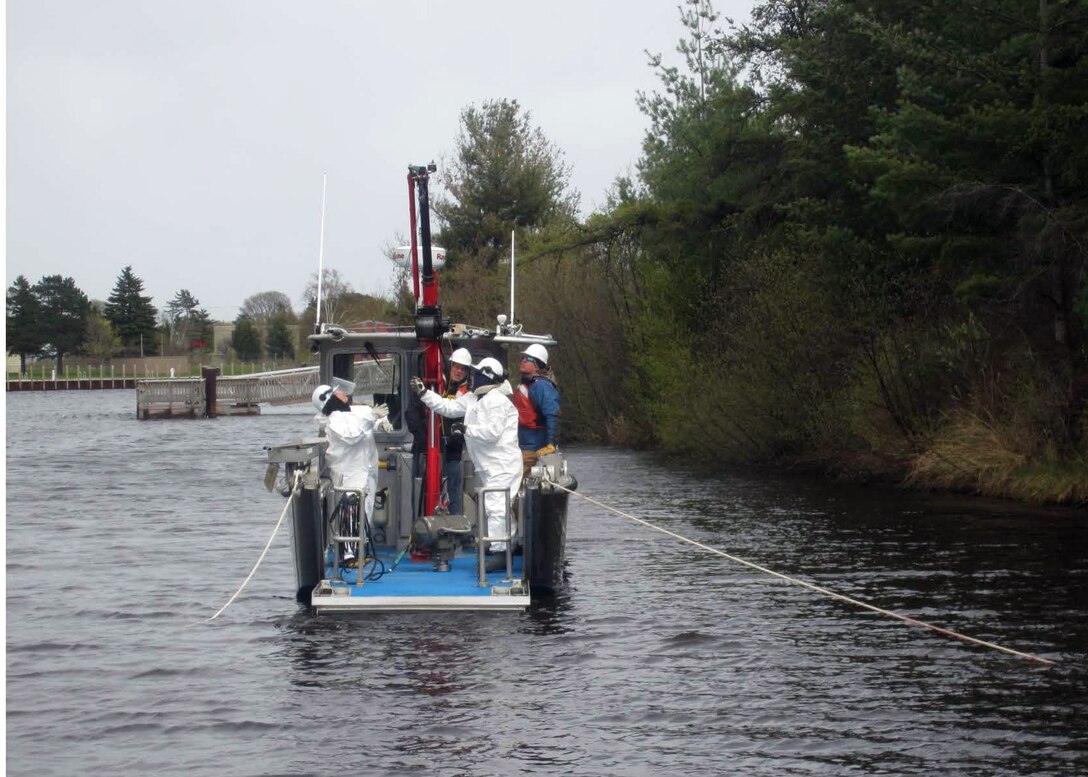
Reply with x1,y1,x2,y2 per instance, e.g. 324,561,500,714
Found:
7,366,319,419
136,366,318,419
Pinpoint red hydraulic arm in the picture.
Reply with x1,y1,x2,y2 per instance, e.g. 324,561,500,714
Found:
407,163,446,516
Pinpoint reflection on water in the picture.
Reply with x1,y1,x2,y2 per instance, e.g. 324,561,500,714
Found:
5,393,1087,777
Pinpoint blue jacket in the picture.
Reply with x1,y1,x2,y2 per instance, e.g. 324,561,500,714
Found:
513,376,560,451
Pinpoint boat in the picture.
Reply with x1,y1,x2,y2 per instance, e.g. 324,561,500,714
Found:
264,163,577,612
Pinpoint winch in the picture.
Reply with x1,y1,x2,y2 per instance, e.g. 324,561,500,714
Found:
411,513,474,571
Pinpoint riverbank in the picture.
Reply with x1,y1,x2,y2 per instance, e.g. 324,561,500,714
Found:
789,430,1088,509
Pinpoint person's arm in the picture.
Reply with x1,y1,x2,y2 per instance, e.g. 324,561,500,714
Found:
420,388,469,418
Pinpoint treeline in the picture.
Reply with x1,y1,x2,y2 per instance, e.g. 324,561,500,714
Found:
7,266,222,371
425,1,1087,505
8,1,1084,504
5,265,401,370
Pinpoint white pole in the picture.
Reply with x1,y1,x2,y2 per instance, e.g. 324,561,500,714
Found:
315,172,328,328
509,229,516,326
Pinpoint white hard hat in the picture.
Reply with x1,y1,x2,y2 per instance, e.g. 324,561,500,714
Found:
473,356,505,382
450,347,473,367
312,384,333,412
522,343,549,366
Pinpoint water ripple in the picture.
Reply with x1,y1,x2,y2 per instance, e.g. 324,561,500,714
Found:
5,394,1087,777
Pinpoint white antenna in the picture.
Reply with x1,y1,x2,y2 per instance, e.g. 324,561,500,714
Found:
509,229,516,328
315,172,328,328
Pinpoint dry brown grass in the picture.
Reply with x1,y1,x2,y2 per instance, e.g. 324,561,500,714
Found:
907,411,1087,505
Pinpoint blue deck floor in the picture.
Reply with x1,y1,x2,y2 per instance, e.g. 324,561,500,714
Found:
324,547,523,599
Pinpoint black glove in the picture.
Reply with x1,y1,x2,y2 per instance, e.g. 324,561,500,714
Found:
448,422,465,441
409,376,425,396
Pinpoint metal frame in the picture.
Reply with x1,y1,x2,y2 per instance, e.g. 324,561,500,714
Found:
328,486,367,587
474,485,515,586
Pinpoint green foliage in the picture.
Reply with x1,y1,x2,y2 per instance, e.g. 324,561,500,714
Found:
6,275,45,371
33,275,92,372
434,99,579,270
104,266,158,356
385,0,1088,500
265,314,295,361
566,0,1088,497
231,314,263,361
82,314,122,361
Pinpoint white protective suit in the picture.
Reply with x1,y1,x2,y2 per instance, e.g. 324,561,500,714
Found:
322,405,382,520
421,381,522,551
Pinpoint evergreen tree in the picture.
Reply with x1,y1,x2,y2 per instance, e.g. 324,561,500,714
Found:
845,0,1088,357
265,314,295,361
231,314,262,361
6,275,45,373
104,266,159,356
434,98,579,269
32,275,91,372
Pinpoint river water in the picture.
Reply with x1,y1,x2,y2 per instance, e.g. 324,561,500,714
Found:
6,390,1087,776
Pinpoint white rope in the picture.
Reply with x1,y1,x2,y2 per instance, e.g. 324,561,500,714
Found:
549,480,1056,667
195,470,302,625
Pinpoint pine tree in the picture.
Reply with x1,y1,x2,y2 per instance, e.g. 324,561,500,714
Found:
231,314,263,361
32,275,91,372
434,98,579,269
265,314,295,361
6,275,45,373
104,266,159,356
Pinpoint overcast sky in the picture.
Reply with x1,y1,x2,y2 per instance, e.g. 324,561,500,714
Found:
7,0,754,320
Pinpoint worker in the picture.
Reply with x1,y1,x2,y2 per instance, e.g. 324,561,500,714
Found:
312,382,388,565
514,343,561,479
411,356,521,570
440,348,473,514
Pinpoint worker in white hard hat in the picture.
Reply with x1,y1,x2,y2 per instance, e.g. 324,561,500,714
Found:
312,382,389,566
411,356,521,571
514,342,561,479
439,347,473,514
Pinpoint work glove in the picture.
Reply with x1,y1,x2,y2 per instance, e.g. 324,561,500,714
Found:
409,376,425,396
371,403,389,420
536,444,557,456
448,422,466,442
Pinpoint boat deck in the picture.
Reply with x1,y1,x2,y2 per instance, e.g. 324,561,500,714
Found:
309,547,529,612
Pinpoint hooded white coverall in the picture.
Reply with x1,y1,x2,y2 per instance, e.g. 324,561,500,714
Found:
421,381,522,551
322,405,381,522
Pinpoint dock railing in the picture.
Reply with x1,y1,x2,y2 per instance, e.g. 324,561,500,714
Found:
136,378,205,419
136,366,319,419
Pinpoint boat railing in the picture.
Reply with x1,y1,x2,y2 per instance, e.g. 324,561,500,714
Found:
326,483,369,587
474,485,515,586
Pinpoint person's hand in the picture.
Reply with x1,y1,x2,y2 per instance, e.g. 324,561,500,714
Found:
536,444,557,456
371,403,389,420
449,422,465,441
410,376,425,396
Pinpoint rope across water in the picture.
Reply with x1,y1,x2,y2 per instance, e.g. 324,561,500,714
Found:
547,479,1056,667
193,470,302,625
